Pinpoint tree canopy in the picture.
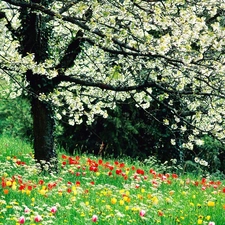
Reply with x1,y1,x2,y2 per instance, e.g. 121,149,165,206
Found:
0,0,225,168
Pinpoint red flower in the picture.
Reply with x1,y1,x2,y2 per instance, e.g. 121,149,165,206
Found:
194,181,199,186
136,169,144,175
172,173,178,179
76,181,81,187
108,165,114,171
76,172,81,176
62,154,68,159
27,185,33,191
48,182,56,190
201,178,206,184
119,163,125,168
116,169,122,175
1,178,6,188
108,171,112,176
69,157,78,165
39,180,44,185
19,184,26,190
149,169,156,174
89,166,98,172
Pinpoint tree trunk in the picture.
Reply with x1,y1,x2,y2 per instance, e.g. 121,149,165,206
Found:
31,96,57,171
18,1,58,172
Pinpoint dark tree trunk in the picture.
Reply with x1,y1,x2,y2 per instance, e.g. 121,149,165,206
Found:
31,96,57,171
18,0,58,172
16,0,84,172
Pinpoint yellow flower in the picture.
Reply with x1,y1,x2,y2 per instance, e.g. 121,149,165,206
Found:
111,197,117,204
6,181,12,187
206,215,211,221
197,219,203,224
207,201,215,207
119,200,124,206
152,196,159,205
39,189,47,195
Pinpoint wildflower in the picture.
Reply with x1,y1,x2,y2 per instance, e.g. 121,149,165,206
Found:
34,215,42,222
194,157,200,163
136,169,144,175
92,215,98,222
24,207,30,213
206,216,211,220
119,200,124,206
208,222,215,225
139,210,146,217
3,189,9,194
158,210,163,216
111,197,117,204
198,219,203,224
50,206,57,214
172,173,178,179
207,201,215,207
18,216,25,224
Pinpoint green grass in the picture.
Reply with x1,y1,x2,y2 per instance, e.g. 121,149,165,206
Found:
0,135,224,225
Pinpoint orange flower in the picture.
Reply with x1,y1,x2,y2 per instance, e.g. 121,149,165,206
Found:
3,189,9,194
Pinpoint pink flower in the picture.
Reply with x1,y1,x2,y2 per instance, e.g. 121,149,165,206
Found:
34,215,42,222
139,210,146,217
24,207,30,213
208,222,215,225
92,215,98,222
50,206,57,214
18,216,25,224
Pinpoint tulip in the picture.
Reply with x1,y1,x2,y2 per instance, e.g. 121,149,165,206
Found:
139,210,146,217
24,207,30,213
50,206,57,214
18,216,25,224
92,215,98,222
34,215,42,222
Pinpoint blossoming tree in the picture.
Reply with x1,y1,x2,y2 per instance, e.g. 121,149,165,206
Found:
0,0,225,171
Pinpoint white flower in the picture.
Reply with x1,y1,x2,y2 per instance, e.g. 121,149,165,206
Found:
194,157,200,163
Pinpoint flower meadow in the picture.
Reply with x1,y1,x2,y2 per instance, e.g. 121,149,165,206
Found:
0,139,225,224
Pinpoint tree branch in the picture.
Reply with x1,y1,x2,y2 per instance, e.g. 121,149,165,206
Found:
52,74,156,92
56,30,84,70
2,0,185,65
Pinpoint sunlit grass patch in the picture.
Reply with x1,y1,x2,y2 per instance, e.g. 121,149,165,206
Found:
0,138,225,224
